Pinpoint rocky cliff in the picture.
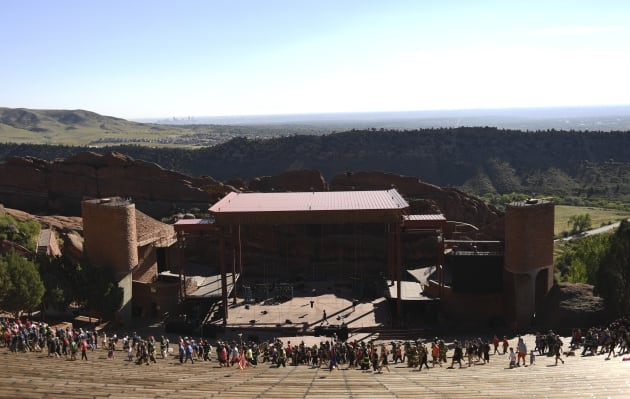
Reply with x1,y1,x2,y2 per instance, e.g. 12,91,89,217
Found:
0,152,502,233
330,171,504,232
0,152,232,217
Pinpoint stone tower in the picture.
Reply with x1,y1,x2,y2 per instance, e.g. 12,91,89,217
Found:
504,199,554,327
82,197,138,321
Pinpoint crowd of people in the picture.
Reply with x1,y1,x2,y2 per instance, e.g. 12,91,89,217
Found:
2,316,628,372
0,318,98,360
568,319,629,359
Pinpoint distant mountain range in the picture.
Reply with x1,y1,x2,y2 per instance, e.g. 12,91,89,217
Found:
2,106,630,148
144,105,630,132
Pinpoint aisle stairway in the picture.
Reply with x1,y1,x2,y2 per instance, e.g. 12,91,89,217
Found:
1,335,628,399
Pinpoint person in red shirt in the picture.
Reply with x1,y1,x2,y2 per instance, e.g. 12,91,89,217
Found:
219,345,228,367
80,338,89,361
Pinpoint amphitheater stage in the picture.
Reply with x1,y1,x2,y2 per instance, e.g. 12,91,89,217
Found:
202,280,395,342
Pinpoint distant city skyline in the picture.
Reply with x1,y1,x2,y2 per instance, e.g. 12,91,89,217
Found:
2,0,629,119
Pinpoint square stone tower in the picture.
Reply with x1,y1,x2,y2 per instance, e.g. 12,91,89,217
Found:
504,199,555,327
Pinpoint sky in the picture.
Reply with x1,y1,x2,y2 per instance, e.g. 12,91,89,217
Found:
2,0,630,120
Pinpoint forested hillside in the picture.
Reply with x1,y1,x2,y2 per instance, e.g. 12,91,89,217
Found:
1,127,629,204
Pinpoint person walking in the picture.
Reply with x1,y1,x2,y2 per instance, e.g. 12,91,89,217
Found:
554,336,565,365
449,340,463,369
185,341,195,364
508,347,517,368
517,337,527,366
379,345,390,372
438,340,447,364
80,338,88,361
69,339,77,361
178,342,185,363
160,336,169,359
431,342,441,367
417,342,430,371
493,335,500,354
329,346,339,371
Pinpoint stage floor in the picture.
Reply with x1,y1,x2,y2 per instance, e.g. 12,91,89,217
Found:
208,281,392,338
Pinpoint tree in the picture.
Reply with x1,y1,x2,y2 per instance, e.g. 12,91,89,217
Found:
595,220,630,317
555,234,610,284
0,214,40,251
0,259,10,305
37,254,80,313
74,259,123,320
568,213,592,234
0,251,45,319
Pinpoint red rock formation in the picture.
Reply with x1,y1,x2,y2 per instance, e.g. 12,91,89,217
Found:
4,207,83,232
330,171,504,236
0,152,232,217
1,153,502,237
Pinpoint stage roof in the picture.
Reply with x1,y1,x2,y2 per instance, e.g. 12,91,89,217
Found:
403,214,446,229
209,189,409,225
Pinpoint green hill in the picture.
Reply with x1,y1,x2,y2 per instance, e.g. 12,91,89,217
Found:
0,107,207,146
0,107,330,147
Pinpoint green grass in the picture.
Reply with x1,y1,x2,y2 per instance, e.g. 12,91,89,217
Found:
554,205,630,236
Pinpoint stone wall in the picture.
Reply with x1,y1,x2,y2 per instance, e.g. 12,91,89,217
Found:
82,198,138,275
504,200,555,327
133,244,158,283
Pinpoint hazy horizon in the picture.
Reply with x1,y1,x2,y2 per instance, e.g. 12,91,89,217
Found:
134,105,630,132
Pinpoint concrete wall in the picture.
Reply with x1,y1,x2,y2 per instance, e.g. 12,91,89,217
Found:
117,272,133,322
132,280,181,318
425,280,504,325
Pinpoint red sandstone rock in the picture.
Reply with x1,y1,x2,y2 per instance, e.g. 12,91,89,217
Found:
330,171,503,232
1,153,501,238
0,152,227,217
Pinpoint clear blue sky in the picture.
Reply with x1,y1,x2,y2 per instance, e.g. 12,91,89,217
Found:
2,0,629,119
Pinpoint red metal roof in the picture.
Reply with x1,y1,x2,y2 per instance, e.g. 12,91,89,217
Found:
404,214,446,221
209,189,408,213
174,218,214,226
402,214,447,229
173,218,217,232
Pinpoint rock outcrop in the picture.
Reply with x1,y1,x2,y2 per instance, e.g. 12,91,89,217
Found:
0,152,233,218
330,171,504,233
1,153,502,236
4,207,83,232
537,282,606,331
